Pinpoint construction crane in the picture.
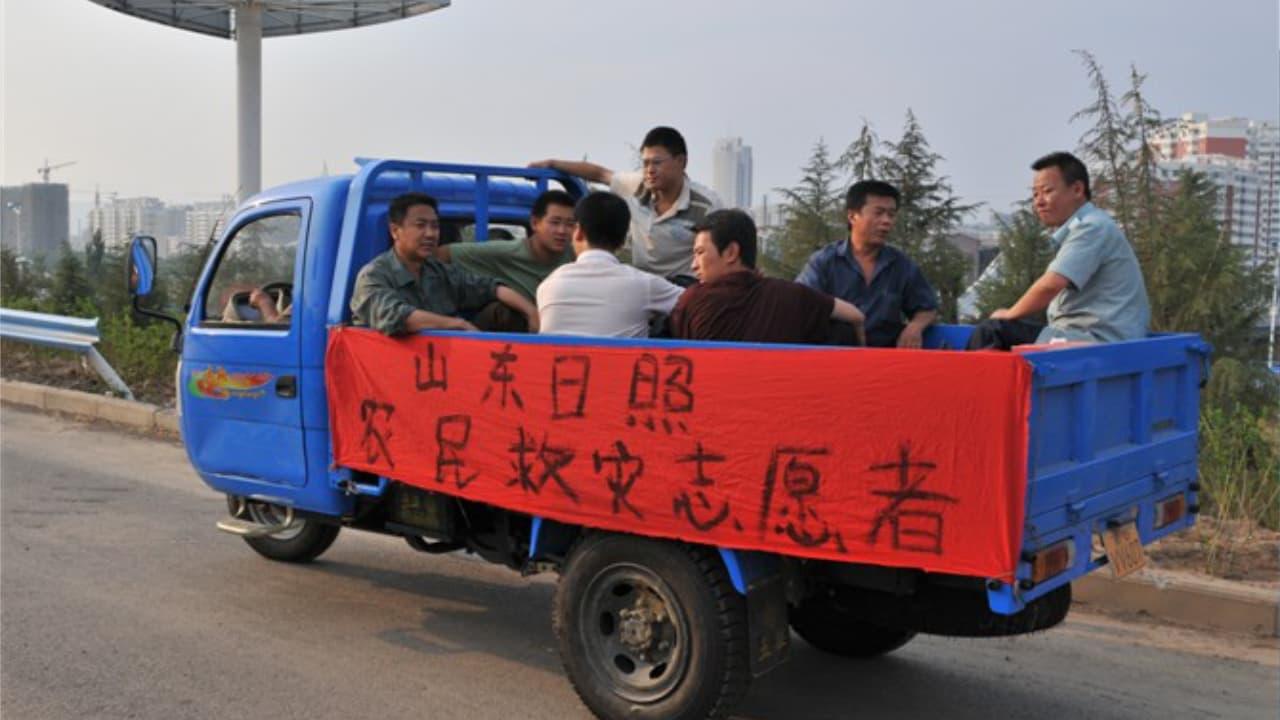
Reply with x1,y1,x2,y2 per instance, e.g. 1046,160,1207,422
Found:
37,159,77,183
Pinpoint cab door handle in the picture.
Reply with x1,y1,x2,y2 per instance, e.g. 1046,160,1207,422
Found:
275,375,297,399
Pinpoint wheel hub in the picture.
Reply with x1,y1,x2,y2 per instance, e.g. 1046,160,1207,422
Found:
618,599,671,660
618,607,655,651
579,565,691,703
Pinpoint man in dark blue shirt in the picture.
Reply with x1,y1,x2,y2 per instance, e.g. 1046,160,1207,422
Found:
795,181,938,348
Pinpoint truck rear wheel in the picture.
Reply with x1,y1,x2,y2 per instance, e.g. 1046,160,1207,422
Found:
790,589,917,658
553,534,749,720
241,502,340,563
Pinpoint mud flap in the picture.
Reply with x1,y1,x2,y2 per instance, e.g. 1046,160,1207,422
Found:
746,572,790,677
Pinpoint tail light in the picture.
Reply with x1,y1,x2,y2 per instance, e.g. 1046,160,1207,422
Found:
1154,493,1187,529
1030,539,1076,584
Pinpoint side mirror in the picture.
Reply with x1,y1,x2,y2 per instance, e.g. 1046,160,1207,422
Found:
127,234,184,354
129,235,158,297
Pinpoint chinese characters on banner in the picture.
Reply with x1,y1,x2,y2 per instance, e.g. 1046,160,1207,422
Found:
326,328,1033,580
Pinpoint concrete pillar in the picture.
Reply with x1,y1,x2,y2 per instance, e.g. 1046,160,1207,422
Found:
235,1,262,202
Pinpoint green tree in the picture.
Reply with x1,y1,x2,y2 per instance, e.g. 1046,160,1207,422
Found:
1205,356,1280,420
161,238,217,314
1071,54,1271,362
1120,64,1163,250
85,228,106,278
974,208,1056,319
1,247,32,304
840,122,879,182
860,111,979,321
24,253,52,305
1143,170,1270,358
90,241,136,319
50,241,93,316
1071,50,1134,236
773,139,844,277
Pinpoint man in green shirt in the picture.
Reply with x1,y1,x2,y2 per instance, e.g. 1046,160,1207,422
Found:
438,189,577,299
350,192,540,335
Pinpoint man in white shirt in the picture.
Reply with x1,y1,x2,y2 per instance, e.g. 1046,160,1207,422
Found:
531,126,720,280
537,191,685,338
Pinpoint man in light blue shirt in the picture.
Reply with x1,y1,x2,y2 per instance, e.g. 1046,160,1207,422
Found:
967,151,1150,350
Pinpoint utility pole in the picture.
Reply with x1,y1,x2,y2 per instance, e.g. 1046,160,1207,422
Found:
1268,246,1278,369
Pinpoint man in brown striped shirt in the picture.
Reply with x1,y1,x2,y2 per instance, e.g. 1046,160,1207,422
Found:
672,209,866,346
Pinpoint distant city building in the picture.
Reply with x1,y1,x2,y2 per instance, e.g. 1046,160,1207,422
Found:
1149,113,1279,265
711,137,753,209
90,194,167,248
88,193,234,256
0,183,70,258
183,198,236,250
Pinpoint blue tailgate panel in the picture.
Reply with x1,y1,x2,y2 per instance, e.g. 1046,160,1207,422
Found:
993,334,1209,610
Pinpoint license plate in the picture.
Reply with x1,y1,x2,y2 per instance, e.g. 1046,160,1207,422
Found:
1101,522,1147,578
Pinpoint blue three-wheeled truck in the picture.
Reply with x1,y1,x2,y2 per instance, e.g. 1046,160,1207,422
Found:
128,159,1207,720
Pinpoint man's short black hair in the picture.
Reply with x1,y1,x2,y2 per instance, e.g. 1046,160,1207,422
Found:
845,180,901,212
1032,151,1092,200
574,191,630,251
531,189,576,219
641,126,688,158
694,209,758,270
388,192,439,225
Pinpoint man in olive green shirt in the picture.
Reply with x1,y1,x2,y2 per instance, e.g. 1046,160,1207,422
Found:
350,192,540,335
438,189,577,301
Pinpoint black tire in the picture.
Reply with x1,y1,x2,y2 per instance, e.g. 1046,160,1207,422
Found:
790,589,917,658
553,534,749,720
243,518,340,563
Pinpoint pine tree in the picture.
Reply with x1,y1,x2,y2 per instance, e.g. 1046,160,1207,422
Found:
0,247,31,304
92,241,136,318
1143,169,1269,358
773,139,844,277
50,241,93,316
1121,64,1163,250
874,110,979,321
974,208,1055,319
1070,54,1271,361
85,229,106,279
1071,50,1135,236
840,122,879,183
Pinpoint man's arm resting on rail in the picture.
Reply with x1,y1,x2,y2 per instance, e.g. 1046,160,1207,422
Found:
529,159,613,186
897,309,937,349
831,298,868,346
990,272,1069,320
403,309,479,333
495,285,541,333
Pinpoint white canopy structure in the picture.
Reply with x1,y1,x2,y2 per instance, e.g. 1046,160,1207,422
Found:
88,1,450,201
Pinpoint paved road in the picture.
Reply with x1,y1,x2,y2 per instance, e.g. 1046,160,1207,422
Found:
2,406,1276,720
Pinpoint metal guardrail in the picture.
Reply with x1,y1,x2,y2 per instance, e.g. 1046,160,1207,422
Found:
0,308,134,400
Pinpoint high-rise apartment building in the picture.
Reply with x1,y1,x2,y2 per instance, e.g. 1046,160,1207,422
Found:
1149,113,1279,265
1,183,70,258
90,195,169,248
711,137,753,209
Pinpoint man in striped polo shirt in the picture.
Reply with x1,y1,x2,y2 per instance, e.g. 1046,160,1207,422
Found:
531,126,721,281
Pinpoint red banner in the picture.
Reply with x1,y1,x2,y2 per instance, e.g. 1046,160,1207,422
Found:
326,328,1032,579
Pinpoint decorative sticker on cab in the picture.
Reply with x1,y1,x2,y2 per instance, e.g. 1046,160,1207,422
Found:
189,367,273,400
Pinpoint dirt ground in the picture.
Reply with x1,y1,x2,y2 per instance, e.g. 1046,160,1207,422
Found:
0,342,174,407
1148,517,1280,587
3,344,1276,586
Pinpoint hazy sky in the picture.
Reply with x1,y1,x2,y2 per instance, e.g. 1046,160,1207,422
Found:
3,0,1278,227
